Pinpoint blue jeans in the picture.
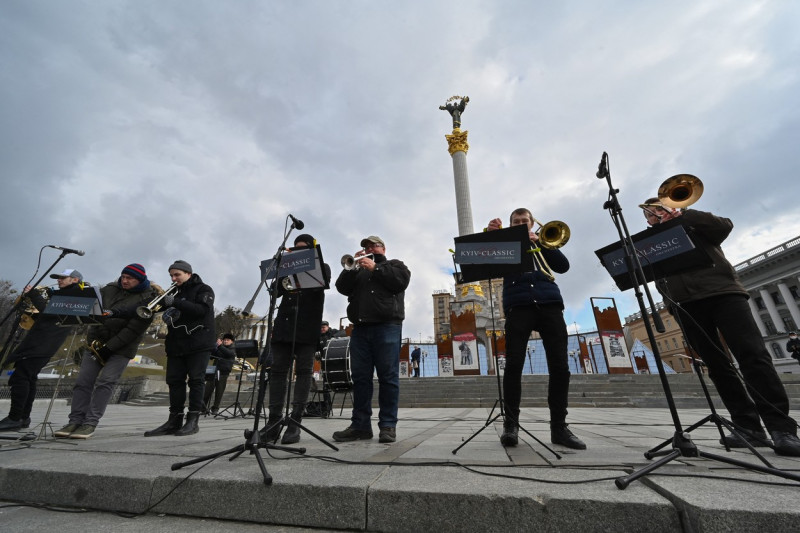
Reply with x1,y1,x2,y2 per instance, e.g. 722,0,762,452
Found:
349,323,402,430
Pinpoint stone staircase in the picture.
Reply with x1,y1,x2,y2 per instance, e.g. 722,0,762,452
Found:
125,373,800,410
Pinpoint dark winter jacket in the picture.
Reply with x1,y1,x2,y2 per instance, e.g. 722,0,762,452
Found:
787,338,800,361
88,280,158,359
502,247,569,313
272,263,331,345
654,210,747,305
163,274,216,356
336,254,410,325
211,342,236,373
8,282,87,362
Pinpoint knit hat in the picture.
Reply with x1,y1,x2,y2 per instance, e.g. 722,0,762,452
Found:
169,260,192,274
121,263,147,282
293,234,316,248
222,333,235,341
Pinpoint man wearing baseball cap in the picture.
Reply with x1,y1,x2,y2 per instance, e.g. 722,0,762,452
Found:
333,235,410,444
54,263,159,439
0,270,85,431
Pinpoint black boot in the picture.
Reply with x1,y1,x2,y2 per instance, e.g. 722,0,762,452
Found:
281,408,303,444
551,423,586,450
259,413,283,444
144,412,184,437
174,411,200,436
500,419,518,447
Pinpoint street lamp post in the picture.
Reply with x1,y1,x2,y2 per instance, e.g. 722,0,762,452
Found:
526,345,535,374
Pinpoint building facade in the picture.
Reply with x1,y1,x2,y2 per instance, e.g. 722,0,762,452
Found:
624,235,800,373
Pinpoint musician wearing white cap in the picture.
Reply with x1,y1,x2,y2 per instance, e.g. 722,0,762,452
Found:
0,269,85,432
641,197,800,456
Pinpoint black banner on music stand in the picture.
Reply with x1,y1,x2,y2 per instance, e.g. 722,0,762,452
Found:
453,225,533,283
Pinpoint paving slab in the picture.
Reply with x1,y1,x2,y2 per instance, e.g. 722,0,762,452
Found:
0,404,799,532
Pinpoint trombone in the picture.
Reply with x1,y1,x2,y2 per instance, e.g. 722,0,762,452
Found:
136,282,179,319
341,252,374,270
530,217,571,281
657,174,703,209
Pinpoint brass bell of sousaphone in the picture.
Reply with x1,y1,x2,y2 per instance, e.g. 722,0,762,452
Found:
657,174,703,209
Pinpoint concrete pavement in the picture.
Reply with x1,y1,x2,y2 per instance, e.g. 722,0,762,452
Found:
1,403,799,532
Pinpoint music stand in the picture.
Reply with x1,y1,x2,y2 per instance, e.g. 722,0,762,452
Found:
450,225,560,458
172,221,327,485
215,339,258,419
36,288,103,441
592,152,800,489
263,245,338,450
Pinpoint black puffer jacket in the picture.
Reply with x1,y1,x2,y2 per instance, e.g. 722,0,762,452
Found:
336,254,410,325
88,280,158,359
655,210,747,305
502,248,569,313
211,342,236,373
272,263,331,344
163,274,216,356
7,282,86,362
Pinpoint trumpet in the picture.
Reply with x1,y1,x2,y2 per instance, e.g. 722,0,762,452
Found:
657,174,703,209
136,282,179,319
341,252,374,270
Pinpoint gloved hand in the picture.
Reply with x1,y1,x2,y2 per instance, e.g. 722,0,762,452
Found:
97,346,113,360
162,294,175,307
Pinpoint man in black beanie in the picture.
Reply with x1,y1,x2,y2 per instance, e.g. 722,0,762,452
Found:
204,333,236,415
55,263,159,439
261,233,330,445
145,260,216,437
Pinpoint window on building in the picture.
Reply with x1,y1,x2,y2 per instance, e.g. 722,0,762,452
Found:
665,318,672,328
765,320,777,335
755,297,766,310
656,341,662,351
672,338,679,349
772,292,784,305
771,342,784,359
790,285,799,299
782,316,796,333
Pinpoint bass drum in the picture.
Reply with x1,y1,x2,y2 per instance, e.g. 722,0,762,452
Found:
323,337,353,391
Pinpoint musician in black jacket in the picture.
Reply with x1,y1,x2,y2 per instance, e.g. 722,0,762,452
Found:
204,333,236,414
54,263,158,439
333,235,410,444
262,234,330,445
145,260,215,437
0,269,85,432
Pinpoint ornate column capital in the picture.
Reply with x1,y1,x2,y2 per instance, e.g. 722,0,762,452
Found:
445,128,469,155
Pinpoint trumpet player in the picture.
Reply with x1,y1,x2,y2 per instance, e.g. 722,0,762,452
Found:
54,263,159,439
0,269,85,432
144,260,216,437
333,236,410,444
485,209,585,450
641,195,800,456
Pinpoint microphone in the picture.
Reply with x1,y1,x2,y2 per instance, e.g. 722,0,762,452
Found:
289,214,304,230
596,152,609,179
49,245,86,256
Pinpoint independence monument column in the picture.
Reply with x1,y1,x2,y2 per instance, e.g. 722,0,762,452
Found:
440,96,474,236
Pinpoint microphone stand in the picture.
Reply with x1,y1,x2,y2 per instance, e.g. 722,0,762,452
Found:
171,219,305,485
594,152,800,489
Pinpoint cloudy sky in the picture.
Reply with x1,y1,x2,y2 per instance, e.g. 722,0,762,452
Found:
2,1,799,341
